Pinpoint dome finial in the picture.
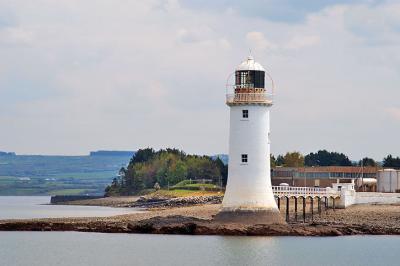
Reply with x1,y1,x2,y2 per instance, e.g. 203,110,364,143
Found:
248,48,254,61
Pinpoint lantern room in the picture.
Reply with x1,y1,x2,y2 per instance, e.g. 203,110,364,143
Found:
235,55,265,93
226,55,273,105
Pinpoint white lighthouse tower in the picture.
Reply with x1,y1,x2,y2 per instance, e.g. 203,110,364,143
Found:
215,56,284,224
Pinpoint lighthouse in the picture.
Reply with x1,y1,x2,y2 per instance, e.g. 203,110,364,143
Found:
215,56,285,224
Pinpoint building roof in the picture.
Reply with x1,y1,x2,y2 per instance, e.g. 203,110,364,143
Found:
236,55,265,71
273,166,378,174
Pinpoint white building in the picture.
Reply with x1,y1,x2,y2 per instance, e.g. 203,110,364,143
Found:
215,56,284,224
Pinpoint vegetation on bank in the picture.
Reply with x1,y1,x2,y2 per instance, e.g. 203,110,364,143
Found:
104,148,227,196
271,150,400,168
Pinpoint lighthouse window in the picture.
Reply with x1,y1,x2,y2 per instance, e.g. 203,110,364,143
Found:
235,70,265,88
242,110,248,118
241,154,248,163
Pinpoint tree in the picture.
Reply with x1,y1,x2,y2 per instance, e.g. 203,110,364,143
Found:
283,152,305,167
270,155,276,168
214,157,228,186
383,155,400,168
358,157,376,167
130,148,155,164
305,150,352,166
105,148,225,196
276,155,284,166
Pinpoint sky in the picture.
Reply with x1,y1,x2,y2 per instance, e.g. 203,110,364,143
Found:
0,0,400,160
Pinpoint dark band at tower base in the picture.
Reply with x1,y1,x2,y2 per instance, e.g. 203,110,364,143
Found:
214,209,286,225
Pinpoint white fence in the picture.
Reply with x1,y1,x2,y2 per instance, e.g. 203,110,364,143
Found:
272,186,340,198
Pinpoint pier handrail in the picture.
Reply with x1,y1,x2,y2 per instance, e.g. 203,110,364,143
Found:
272,185,340,198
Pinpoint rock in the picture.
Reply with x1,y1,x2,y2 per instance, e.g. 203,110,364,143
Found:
133,195,223,208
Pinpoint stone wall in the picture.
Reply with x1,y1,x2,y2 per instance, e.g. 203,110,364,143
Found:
50,195,103,204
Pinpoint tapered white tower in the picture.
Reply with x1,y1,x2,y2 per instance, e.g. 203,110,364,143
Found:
215,56,284,224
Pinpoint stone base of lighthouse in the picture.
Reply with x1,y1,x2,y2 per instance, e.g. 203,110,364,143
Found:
214,208,285,225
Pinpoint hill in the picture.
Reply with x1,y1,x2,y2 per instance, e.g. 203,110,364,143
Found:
0,153,132,196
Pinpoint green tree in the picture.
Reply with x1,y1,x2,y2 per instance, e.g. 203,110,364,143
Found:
276,155,284,166
305,150,352,166
283,151,305,167
131,148,155,164
105,148,224,196
270,155,276,168
358,157,377,167
383,155,400,168
214,157,228,186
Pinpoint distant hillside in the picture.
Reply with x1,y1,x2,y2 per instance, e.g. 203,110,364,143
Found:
0,151,16,156
0,154,132,196
90,150,135,157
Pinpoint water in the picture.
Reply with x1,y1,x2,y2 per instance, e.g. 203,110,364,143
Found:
0,196,138,219
1,197,399,266
0,232,399,266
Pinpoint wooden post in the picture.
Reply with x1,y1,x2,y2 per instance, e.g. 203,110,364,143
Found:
294,197,298,222
286,197,290,222
318,197,322,216
325,197,328,213
310,197,314,223
302,197,306,223
277,197,280,210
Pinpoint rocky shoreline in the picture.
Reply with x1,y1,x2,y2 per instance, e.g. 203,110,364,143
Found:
52,195,223,208
133,195,223,208
1,214,399,236
1,200,400,236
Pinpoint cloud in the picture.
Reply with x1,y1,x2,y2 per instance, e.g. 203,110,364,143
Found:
284,35,320,49
385,107,400,120
246,31,277,51
0,27,34,44
0,0,400,160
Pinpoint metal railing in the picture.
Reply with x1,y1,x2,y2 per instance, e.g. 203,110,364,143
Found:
272,185,340,198
226,93,273,105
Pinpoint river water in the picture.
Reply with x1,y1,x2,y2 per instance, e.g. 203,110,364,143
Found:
0,197,399,266
1,232,399,266
0,196,138,219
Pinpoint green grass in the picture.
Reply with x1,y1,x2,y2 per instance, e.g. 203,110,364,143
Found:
48,189,94,195
173,180,192,187
172,180,219,189
183,183,217,188
149,189,223,198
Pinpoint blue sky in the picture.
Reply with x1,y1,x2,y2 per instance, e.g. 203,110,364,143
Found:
179,0,370,22
0,0,400,160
